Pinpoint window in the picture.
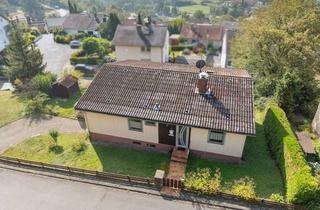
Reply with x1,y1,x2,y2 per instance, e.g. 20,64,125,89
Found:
145,121,156,126
141,46,151,52
146,46,151,52
208,131,224,144
141,46,145,52
128,119,143,132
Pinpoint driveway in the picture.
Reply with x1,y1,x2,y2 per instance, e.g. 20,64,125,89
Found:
0,168,248,210
0,116,85,152
36,34,77,75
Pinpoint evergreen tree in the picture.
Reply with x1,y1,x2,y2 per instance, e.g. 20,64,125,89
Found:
106,13,121,40
137,13,143,25
68,0,74,13
5,24,45,81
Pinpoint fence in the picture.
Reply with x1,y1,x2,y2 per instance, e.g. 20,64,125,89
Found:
0,156,154,186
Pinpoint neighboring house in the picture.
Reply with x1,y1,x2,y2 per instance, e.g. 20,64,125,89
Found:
45,17,66,31
180,23,225,49
75,60,255,161
0,15,10,53
112,24,169,63
62,13,106,36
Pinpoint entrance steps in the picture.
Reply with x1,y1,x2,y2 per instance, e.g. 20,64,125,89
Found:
170,147,189,163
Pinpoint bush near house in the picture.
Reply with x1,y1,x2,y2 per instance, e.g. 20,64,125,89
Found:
54,34,73,44
70,52,103,65
263,103,319,204
171,45,193,51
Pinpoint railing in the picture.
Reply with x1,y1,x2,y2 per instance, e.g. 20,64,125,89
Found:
0,156,154,185
163,177,183,189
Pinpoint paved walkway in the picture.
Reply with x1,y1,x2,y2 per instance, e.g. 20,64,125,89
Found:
0,116,86,152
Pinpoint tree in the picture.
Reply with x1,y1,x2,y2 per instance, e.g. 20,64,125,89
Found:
5,24,45,81
168,18,185,35
21,0,44,21
163,6,171,16
171,7,179,16
68,0,80,14
231,0,320,116
137,13,143,25
193,10,205,20
105,12,121,40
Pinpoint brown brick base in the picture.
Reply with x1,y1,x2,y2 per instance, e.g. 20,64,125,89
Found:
189,149,243,163
89,132,243,163
89,132,174,153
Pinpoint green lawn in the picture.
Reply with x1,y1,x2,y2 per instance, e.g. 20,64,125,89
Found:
186,111,284,198
46,88,85,119
178,4,210,14
0,91,24,127
2,133,170,177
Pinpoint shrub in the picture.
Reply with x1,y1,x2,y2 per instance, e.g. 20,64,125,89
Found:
70,54,102,65
72,134,88,152
184,168,221,195
49,129,59,145
182,48,191,55
13,79,23,90
226,177,256,200
31,73,57,95
269,193,285,203
171,45,193,51
82,37,110,55
63,68,83,79
24,93,49,116
263,103,319,204
54,34,73,44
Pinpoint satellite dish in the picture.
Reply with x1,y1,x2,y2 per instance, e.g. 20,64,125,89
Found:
196,60,206,72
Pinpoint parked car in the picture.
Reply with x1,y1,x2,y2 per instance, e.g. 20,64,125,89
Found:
74,64,96,76
70,40,81,48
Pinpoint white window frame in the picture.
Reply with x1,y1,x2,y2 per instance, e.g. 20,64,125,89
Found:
128,118,143,132
208,130,225,145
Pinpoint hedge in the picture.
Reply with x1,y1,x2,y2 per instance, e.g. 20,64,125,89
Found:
263,103,319,204
70,55,103,65
170,45,193,51
54,34,73,44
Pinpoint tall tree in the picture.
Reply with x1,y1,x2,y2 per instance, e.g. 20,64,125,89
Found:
193,10,205,20
5,24,45,81
167,18,185,35
105,13,121,40
22,0,44,21
231,0,320,116
137,13,143,25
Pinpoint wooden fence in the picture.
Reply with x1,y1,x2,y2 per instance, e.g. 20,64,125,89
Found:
0,156,154,185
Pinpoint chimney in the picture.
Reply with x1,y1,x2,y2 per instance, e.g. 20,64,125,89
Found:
145,16,153,34
197,72,209,94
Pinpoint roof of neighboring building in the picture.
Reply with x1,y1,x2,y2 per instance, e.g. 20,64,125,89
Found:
53,75,78,88
76,60,255,135
46,17,66,29
62,13,102,31
112,25,168,47
180,23,225,42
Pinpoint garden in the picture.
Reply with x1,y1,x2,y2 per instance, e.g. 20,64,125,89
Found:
2,132,170,177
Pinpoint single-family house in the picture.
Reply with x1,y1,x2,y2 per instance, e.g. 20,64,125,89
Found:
112,24,169,63
62,13,106,36
75,60,255,161
0,15,10,52
45,17,66,31
180,23,225,49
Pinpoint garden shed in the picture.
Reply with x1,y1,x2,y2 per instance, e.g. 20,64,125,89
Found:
52,75,79,99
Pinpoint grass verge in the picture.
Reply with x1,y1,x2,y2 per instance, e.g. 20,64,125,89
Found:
186,111,284,198
2,133,170,177
0,91,24,127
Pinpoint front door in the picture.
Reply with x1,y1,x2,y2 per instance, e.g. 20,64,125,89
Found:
158,124,176,146
176,125,190,149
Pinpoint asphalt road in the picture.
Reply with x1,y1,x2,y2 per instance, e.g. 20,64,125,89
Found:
0,168,227,210
36,34,76,75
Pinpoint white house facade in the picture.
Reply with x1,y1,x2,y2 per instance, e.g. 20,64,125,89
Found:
0,16,9,52
76,61,255,162
113,25,169,63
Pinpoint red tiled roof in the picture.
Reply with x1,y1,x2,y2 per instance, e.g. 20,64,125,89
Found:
76,61,255,135
180,24,225,42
